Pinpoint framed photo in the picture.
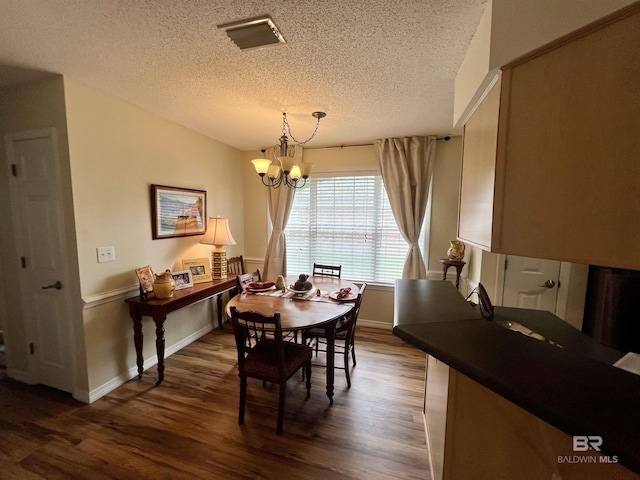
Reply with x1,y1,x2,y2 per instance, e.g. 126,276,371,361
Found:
151,184,207,240
182,258,212,284
135,265,155,294
172,270,193,290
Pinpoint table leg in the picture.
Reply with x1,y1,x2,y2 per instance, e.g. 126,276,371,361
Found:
129,306,144,379
153,315,167,386
455,265,463,290
216,294,224,329
324,322,336,404
442,264,448,281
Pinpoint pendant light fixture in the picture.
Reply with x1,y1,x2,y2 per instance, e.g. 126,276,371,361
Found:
251,111,325,189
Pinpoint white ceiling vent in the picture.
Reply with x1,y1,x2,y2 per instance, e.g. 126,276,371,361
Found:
217,15,286,51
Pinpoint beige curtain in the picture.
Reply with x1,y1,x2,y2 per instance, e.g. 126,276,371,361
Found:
263,145,303,280
375,136,436,279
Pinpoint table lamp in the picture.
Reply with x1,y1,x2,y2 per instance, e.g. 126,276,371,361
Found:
200,217,237,279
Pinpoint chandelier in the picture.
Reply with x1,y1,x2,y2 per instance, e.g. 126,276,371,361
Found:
251,111,326,189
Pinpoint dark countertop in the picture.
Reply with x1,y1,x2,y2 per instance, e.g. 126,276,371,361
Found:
393,279,640,475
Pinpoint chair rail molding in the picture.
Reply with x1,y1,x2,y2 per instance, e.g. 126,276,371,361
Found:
82,285,139,309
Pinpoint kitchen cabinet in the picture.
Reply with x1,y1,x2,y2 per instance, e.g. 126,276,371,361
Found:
458,3,640,270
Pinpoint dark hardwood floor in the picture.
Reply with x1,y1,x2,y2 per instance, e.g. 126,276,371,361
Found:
0,326,430,479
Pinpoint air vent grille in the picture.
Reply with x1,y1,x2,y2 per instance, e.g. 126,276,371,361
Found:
218,15,286,51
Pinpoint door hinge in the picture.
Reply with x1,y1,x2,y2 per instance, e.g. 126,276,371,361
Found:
21,256,26,269
29,343,35,355
11,164,17,177
557,280,561,289
504,258,508,270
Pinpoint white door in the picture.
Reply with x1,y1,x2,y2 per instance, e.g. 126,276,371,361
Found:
502,255,561,313
6,128,74,392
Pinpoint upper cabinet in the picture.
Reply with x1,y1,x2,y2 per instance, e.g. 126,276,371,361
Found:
458,3,640,270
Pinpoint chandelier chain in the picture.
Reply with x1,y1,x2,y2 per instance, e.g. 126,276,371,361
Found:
282,113,322,146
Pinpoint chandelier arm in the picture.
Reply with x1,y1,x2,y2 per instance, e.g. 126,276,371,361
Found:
284,175,307,189
261,175,281,188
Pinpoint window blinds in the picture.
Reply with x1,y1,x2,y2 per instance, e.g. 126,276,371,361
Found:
285,176,407,283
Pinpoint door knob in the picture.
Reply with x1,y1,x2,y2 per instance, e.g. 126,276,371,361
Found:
41,281,63,290
539,280,555,288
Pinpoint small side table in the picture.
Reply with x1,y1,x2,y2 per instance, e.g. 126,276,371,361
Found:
439,259,466,290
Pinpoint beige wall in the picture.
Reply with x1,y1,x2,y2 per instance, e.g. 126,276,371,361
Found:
454,0,636,127
241,139,463,328
63,78,245,397
0,76,86,390
428,137,463,272
0,77,245,401
454,1,493,127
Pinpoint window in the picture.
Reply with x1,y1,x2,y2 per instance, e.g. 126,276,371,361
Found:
285,175,408,283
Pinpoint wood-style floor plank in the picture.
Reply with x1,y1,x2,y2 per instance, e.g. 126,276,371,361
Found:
0,326,430,479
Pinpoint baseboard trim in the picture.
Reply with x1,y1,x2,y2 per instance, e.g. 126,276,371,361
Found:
358,318,392,330
86,324,214,403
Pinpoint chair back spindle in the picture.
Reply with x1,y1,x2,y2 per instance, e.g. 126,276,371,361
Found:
312,263,342,279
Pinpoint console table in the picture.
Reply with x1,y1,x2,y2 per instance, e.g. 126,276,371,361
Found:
125,276,236,385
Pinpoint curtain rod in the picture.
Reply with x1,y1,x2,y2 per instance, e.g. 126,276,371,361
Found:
303,135,453,150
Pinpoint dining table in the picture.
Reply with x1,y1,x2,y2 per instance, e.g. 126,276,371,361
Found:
225,275,359,403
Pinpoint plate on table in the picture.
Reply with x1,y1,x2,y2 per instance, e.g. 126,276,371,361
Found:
287,285,314,295
329,290,357,302
246,282,276,293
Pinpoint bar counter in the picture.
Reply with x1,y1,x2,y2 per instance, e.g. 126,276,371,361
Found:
393,279,640,478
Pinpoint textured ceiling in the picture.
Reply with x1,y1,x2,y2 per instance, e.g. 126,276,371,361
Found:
0,0,487,151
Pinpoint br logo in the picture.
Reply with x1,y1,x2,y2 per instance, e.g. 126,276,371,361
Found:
573,435,603,452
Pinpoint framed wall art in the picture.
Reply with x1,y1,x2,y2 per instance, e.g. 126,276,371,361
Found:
151,184,207,239
172,270,193,290
182,258,212,284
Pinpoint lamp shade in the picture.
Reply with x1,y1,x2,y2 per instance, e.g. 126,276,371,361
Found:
299,162,313,178
266,164,281,180
251,158,272,175
289,165,302,180
278,155,295,173
200,217,237,246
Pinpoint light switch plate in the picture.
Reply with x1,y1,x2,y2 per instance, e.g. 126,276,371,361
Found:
97,246,116,263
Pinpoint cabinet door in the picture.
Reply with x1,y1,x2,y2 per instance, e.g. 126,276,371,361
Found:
493,7,640,269
457,76,501,249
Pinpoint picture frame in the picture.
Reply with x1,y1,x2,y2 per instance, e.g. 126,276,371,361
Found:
182,258,212,284
172,270,193,290
135,265,155,297
151,184,207,240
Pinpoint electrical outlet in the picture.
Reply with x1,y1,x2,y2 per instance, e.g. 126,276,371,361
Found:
97,246,116,263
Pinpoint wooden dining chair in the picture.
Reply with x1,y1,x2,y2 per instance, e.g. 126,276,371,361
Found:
304,283,367,388
230,306,312,435
227,255,245,277
236,269,262,292
225,255,246,297
214,255,246,327
312,263,342,279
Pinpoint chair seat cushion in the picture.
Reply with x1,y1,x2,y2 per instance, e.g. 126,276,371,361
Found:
306,324,348,340
243,339,312,380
